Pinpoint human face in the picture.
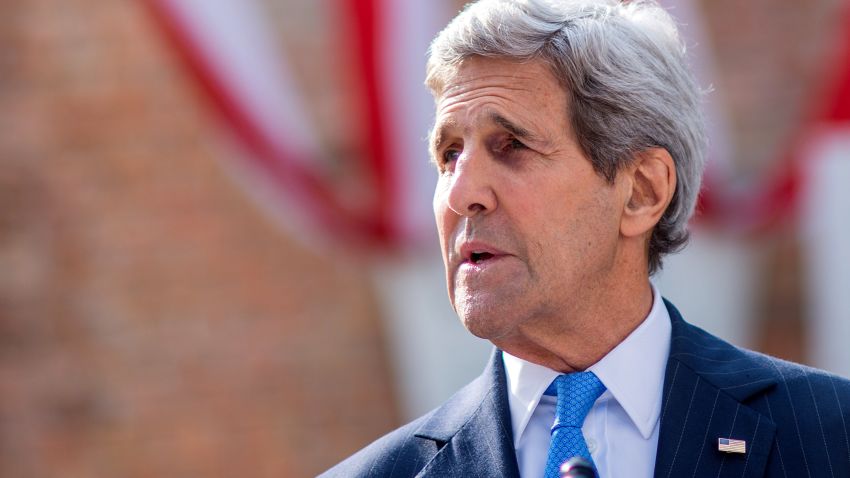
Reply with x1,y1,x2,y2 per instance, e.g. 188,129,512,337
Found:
432,57,628,343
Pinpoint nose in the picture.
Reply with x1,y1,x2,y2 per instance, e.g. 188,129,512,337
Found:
443,147,497,217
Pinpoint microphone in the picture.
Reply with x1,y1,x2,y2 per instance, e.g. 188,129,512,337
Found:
559,457,597,478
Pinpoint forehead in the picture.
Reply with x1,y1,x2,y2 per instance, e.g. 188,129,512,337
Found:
432,57,571,147
436,56,564,110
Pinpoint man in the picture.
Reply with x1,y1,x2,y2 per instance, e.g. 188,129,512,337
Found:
323,0,850,476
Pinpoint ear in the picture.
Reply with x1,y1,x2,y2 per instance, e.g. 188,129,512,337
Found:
620,147,676,238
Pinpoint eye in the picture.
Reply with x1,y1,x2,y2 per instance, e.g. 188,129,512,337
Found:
506,138,526,151
490,136,528,158
441,148,461,169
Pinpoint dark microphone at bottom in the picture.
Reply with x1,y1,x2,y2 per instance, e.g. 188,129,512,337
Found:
559,457,597,478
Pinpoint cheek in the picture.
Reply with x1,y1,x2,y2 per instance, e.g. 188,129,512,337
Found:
433,190,448,241
433,176,451,219
531,188,608,261
433,182,454,262
548,189,622,270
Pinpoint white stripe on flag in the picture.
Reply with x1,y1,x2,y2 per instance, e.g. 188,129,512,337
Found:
156,0,321,164
380,0,453,244
802,127,850,379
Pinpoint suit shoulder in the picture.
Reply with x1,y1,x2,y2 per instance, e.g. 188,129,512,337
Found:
730,344,850,398
753,351,850,390
671,316,850,416
736,350,850,448
671,316,850,401
319,411,439,478
760,353,850,404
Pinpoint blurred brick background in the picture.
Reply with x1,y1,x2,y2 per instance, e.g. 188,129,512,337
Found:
699,0,846,364
0,0,398,476
0,0,845,476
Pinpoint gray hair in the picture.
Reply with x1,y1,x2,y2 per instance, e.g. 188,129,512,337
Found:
426,0,706,274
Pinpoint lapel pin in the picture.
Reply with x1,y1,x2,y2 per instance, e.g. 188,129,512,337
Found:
718,438,747,454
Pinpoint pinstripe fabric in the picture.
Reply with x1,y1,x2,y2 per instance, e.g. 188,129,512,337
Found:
323,300,850,477
656,299,850,478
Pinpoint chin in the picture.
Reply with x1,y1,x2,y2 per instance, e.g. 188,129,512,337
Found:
454,296,517,341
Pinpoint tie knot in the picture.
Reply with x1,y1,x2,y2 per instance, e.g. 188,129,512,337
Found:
552,372,605,429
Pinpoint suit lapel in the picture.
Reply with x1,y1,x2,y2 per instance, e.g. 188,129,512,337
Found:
413,350,520,478
654,300,777,478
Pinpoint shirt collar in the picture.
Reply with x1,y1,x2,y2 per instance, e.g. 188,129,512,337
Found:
503,285,672,446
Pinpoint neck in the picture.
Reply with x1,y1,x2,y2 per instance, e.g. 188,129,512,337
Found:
492,273,654,373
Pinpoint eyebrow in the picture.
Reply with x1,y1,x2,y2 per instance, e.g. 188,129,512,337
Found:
489,113,537,142
430,112,546,155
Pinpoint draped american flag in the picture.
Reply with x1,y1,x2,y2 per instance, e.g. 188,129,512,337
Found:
143,0,451,251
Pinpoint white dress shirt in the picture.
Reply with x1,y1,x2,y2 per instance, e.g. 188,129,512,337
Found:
503,286,671,478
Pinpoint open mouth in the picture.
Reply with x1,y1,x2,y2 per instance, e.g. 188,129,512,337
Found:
469,251,495,263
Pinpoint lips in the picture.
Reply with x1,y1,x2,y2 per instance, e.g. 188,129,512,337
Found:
458,241,506,266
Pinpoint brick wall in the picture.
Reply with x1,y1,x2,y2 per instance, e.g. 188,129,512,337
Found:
0,0,397,476
698,0,846,363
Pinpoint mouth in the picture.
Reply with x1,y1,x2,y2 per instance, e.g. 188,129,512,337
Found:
458,242,506,268
468,251,495,264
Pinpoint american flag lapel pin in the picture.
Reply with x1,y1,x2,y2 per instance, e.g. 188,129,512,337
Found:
718,438,747,454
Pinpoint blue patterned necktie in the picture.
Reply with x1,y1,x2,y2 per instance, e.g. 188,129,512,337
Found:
543,371,606,478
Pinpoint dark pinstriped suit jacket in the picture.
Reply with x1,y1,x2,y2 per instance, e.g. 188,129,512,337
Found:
322,300,850,477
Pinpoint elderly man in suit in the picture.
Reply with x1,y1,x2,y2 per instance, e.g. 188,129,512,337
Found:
323,0,850,476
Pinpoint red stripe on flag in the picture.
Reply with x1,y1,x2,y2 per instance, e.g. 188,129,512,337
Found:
698,2,850,232
822,3,850,123
344,0,399,244
143,0,393,247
